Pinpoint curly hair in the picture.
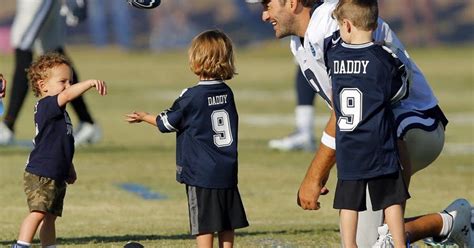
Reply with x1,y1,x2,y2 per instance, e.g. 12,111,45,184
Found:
27,52,72,97
188,29,236,81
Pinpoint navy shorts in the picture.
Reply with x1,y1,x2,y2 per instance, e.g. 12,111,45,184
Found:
333,170,410,211
186,185,249,235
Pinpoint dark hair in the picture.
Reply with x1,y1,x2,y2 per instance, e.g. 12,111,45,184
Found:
279,0,321,7
333,0,378,31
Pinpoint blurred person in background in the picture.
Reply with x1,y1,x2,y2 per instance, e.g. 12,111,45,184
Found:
268,68,317,152
378,0,438,46
87,0,133,50
0,0,102,146
401,0,438,46
148,0,197,52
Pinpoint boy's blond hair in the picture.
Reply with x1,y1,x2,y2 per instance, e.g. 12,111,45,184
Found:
27,52,72,97
188,29,236,80
333,0,378,31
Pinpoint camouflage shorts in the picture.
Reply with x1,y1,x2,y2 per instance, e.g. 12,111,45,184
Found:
24,171,67,217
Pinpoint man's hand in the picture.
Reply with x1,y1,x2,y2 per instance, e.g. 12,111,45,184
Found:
297,176,329,210
297,111,337,210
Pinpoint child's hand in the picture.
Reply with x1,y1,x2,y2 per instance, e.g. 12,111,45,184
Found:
66,164,77,184
86,79,107,96
0,73,6,98
125,111,148,123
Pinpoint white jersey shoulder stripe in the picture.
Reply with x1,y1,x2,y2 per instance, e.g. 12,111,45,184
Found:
159,110,178,132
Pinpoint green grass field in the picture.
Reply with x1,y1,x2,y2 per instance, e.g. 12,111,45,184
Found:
0,42,472,247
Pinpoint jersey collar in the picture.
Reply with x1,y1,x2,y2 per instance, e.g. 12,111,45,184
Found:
341,42,374,49
198,80,224,85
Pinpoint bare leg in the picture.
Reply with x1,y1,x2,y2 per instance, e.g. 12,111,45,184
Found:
340,209,358,248
39,213,57,246
218,230,234,248
18,211,46,243
405,214,442,242
385,204,406,248
196,233,214,248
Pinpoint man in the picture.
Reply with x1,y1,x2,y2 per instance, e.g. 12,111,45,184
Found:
247,0,472,246
0,0,101,146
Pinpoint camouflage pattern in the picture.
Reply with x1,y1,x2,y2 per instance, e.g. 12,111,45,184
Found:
23,171,67,217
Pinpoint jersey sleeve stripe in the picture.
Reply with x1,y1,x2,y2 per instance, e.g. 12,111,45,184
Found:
159,111,178,132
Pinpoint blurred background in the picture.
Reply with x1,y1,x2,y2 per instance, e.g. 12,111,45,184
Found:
0,0,473,53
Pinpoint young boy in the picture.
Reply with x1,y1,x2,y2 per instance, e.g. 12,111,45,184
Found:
326,0,410,247
126,29,249,248
12,53,107,248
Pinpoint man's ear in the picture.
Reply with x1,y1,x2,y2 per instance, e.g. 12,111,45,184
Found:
289,0,298,12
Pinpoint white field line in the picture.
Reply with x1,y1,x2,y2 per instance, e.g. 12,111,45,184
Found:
442,143,474,156
241,113,474,156
241,113,474,127
146,90,473,155
146,89,294,101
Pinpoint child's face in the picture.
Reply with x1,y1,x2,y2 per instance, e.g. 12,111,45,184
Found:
39,64,72,97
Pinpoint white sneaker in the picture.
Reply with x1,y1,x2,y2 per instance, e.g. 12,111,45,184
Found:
443,199,473,248
0,121,14,145
268,131,316,152
372,224,395,248
74,122,102,146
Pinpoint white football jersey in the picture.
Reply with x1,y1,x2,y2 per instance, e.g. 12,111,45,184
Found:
290,0,438,111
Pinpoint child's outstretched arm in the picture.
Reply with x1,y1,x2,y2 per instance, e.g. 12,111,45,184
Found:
58,79,107,107
125,112,157,126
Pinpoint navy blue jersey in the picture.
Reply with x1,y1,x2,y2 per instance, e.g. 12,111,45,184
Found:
157,80,238,189
326,35,408,180
26,95,75,181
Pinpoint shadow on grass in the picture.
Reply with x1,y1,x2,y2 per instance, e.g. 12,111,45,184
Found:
0,234,190,246
0,143,175,156
0,228,338,245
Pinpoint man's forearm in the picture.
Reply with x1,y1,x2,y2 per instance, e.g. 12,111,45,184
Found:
305,143,336,184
